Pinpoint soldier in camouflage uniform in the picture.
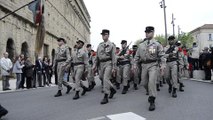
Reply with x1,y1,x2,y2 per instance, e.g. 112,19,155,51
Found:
53,38,72,97
71,40,89,100
93,29,117,104
115,47,121,89
164,36,180,98
134,26,166,111
131,45,140,90
86,44,96,91
117,40,132,94
176,41,186,92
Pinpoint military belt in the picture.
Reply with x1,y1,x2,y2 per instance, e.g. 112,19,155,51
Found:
141,60,157,64
73,62,84,66
100,58,112,63
167,58,177,62
118,61,130,66
56,59,66,62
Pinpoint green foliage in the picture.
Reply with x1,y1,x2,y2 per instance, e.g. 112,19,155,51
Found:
134,33,194,48
155,35,167,46
178,33,194,48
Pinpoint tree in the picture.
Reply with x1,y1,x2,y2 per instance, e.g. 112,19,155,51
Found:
178,33,194,48
155,35,167,46
134,35,167,46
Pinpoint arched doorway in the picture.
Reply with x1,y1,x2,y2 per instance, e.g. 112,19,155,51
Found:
51,49,55,62
6,38,15,62
21,42,30,58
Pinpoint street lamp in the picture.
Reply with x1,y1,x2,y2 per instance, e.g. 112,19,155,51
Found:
171,13,176,36
160,0,168,45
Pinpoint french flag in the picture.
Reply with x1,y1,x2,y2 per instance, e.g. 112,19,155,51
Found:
28,0,44,24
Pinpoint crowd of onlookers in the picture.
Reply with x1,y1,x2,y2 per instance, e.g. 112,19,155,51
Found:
187,43,213,80
0,52,55,91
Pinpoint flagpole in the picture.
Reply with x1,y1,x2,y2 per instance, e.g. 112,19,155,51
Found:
0,0,36,21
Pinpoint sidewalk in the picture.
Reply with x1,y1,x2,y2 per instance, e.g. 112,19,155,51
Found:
0,76,57,93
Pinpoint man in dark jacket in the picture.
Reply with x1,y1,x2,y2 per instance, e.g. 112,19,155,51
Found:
25,57,35,89
35,57,44,87
200,47,212,80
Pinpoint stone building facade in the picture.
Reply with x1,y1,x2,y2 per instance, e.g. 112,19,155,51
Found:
0,0,91,62
190,24,213,52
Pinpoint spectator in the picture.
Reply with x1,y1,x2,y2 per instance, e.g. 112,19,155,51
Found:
0,52,13,91
43,57,51,86
19,54,26,89
25,57,34,89
12,56,25,89
35,57,44,87
200,47,212,80
190,43,200,70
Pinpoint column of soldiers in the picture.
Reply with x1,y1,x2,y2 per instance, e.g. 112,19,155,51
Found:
52,26,187,111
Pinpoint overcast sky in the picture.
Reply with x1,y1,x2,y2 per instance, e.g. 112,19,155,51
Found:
84,0,213,49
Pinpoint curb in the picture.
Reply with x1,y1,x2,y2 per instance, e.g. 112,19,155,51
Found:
0,84,57,94
183,78,213,84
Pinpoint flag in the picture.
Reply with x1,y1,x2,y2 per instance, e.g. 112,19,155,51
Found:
29,0,46,56
35,14,46,56
28,0,44,24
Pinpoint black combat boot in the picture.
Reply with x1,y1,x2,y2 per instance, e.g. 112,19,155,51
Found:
163,78,166,84
168,85,172,93
100,94,109,104
172,88,177,98
66,86,72,94
81,86,88,96
90,81,96,90
116,82,120,90
127,81,130,89
122,86,128,94
109,88,116,99
73,91,80,100
148,96,156,111
156,84,160,91
179,83,184,92
54,90,62,97
134,84,138,90
160,81,163,87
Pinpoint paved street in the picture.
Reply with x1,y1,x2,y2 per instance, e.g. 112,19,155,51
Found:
0,79,213,120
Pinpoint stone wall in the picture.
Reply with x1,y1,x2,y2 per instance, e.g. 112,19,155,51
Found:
0,0,90,62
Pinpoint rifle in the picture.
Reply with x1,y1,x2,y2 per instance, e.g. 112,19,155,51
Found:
118,41,132,56
165,45,176,54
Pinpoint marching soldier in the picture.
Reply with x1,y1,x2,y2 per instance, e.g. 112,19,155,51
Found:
86,44,96,91
117,40,132,94
133,26,165,111
176,41,186,92
93,29,117,104
115,47,121,89
131,45,140,90
164,36,179,98
72,40,89,100
53,38,72,97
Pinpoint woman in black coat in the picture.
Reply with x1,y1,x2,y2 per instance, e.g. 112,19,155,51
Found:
24,57,35,89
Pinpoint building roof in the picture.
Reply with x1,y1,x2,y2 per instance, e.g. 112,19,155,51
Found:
190,24,213,34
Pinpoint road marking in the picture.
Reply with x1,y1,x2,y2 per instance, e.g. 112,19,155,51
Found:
107,112,146,120
87,116,108,120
